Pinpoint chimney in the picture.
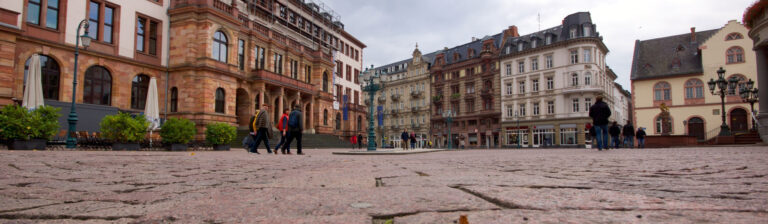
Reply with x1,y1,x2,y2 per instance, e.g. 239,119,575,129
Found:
472,37,478,41
690,27,696,42
507,25,520,37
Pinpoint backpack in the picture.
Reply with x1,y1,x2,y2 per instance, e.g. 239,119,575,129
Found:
288,111,300,128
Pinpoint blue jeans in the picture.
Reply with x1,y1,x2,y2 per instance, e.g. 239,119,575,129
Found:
594,125,609,150
611,135,620,148
274,133,287,152
250,128,271,153
637,138,645,148
624,136,634,148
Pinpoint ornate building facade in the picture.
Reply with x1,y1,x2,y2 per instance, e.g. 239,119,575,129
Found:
499,12,618,148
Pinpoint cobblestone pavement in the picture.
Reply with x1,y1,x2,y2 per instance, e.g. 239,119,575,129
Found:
1,146,767,223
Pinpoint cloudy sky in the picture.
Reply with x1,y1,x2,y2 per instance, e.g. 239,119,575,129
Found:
321,0,755,91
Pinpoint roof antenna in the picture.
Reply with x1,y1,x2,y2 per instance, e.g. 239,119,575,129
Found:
538,12,541,31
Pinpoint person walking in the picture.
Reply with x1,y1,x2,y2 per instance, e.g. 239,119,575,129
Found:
622,121,635,148
248,104,273,154
588,95,611,151
357,133,364,149
636,127,647,148
350,135,357,150
281,105,304,155
273,109,290,154
609,121,621,149
401,129,409,150
410,132,416,149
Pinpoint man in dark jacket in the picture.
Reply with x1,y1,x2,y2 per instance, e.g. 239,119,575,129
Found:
588,95,611,151
609,121,621,149
401,129,409,150
636,127,647,148
248,104,272,154
357,133,364,149
622,121,635,148
281,105,304,155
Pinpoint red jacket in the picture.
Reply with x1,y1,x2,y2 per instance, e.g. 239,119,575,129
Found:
350,136,357,144
276,114,289,131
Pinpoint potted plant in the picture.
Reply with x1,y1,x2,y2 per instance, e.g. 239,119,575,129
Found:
100,112,149,150
205,122,236,151
160,118,196,151
0,105,61,150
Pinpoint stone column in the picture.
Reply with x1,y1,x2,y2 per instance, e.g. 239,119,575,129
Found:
309,96,315,133
278,87,284,123
756,48,768,143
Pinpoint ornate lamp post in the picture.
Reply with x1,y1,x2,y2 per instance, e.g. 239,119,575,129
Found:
66,20,92,148
443,109,455,150
707,67,741,137
739,79,759,131
362,67,382,151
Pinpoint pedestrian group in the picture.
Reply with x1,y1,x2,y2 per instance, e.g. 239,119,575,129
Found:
247,104,304,155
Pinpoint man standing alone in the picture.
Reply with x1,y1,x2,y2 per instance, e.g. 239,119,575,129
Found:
357,133,363,149
588,95,611,151
622,121,635,148
281,105,304,155
249,104,272,154
401,128,409,150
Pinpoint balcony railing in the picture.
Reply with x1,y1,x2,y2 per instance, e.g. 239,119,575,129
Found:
481,88,493,98
212,0,233,15
432,95,442,104
391,94,401,101
411,107,419,113
411,90,423,98
464,92,476,100
391,109,399,116
378,96,386,103
450,93,461,100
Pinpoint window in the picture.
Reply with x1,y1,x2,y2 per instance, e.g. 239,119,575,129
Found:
23,55,59,100
571,73,579,86
28,0,42,25
89,1,115,43
238,39,245,70
547,101,554,114
170,87,178,112
532,79,539,92
506,83,512,95
130,75,150,109
533,103,540,115
254,46,265,69
726,33,743,40
656,117,663,133
505,46,511,54
322,72,329,92
273,53,283,74
467,100,475,113
583,49,591,63
336,113,341,130
507,105,514,117
305,65,312,83
654,82,671,101
545,55,553,68
518,81,526,94
466,83,475,94
572,98,580,112
518,61,524,73
585,98,592,112
569,28,577,38
136,16,159,55
215,88,225,113
531,57,538,71
83,66,111,105
726,47,745,64
685,79,704,99
212,31,228,62
484,99,492,110
531,39,537,48
546,77,553,90
323,109,328,125
585,72,591,85
519,103,526,116
570,50,578,64
517,43,523,51
583,26,591,36
28,0,59,29
727,75,747,95
505,64,512,76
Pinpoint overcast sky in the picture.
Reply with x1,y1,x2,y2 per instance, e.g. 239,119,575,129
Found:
321,0,755,91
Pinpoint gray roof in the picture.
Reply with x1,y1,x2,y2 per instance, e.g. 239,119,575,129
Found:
630,29,720,80
501,12,600,56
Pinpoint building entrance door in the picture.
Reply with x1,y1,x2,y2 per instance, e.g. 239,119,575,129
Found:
730,108,748,133
687,117,705,140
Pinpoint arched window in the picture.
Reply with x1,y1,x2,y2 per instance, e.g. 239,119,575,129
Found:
725,33,743,41
727,74,746,95
322,72,329,92
215,88,225,113
323,109,328,125
571,73,578,86
726,46,744,64
653,82,671,101
335,113,341,130
83,66,112,105
170,87,178,112
24,55,60,100
212,30,228,63
655,115,674,134
584,72,592,85
130,74,150,109
684,79,704,99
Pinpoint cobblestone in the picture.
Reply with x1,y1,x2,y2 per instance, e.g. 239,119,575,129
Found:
0,146,767,223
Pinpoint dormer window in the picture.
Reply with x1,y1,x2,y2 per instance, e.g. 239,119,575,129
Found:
531,39,537,48
569,28,577,38
517,43,523,51
583,26,591,36
545,35,552,45
505,46,511,54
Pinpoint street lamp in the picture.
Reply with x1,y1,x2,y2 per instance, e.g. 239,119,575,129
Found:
362,66,382,151
66,20,92,148
443,109,455,150
514,111,520,148
739,78,759,131
707,67,740,137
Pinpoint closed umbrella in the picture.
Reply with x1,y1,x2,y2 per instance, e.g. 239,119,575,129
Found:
145,77,160,147
22,54,44,110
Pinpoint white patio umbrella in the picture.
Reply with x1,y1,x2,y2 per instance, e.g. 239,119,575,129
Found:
145,77,160,147
22,54,44,110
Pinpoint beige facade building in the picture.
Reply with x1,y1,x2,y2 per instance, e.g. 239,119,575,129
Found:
631,20,759,140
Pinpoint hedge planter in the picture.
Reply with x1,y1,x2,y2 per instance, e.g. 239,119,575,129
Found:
169,144,188,151
213,144,230,151
112,143,140,151
8,139,47,150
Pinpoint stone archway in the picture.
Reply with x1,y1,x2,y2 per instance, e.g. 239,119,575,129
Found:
235,88,250,127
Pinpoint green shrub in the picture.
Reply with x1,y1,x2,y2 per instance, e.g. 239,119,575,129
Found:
0,105,61,140
160,118,196,144
100,112,149,143
205,122,236,145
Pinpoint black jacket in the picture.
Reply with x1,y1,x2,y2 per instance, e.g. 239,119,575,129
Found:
589,101,611,126
636,129,647,139
401,132,409,141
287,109,303,132
623,124,635,136
609,124,621,136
